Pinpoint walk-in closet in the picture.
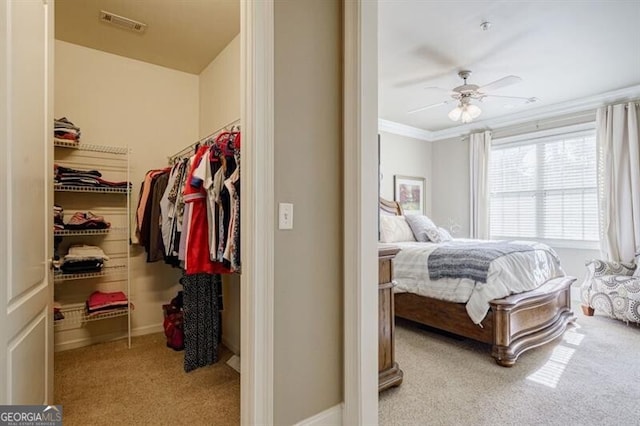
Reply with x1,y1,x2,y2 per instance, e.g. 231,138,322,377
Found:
51,1,241,423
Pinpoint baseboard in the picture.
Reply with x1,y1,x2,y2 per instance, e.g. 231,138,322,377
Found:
571,285,582,305
55,330,129,352
55,322,238,353
293,403,343,426
54,322,164,352
131,323,164,336
222,335,240,355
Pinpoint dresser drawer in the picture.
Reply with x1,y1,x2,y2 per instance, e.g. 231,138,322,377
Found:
378,245,403,392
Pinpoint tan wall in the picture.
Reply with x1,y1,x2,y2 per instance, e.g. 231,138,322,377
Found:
199,34,240,136
54,40,199,348
274,0,343,424
431,137,470,238
379,131,433,216
198,34,241,355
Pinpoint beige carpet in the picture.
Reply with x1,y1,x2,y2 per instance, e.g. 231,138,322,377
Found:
379,310,640,425
55,333,240,425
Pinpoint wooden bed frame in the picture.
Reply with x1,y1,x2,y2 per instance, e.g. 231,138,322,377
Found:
381,198,577,366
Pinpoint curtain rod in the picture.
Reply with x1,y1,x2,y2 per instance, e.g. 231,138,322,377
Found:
168,118,240,162
459,110,595,142
460,100,639,142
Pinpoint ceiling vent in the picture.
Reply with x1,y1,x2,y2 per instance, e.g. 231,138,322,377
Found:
100,11,147,33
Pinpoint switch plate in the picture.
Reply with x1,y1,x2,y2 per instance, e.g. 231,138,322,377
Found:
279,203,293,230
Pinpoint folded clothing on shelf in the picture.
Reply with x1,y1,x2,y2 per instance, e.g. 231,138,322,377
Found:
53,301,64,321
86,291,129,316
60,244,109,274
54,117,81,143
65,211,111,230
54,164,131,189
55,165,102,178
54,204,64,230
60,259,104,274
64,244,110,261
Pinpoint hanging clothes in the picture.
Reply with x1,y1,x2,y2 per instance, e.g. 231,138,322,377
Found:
133,126,241,373
133,130,242,272
181,273,221,372
160,159,188,267
135,168,170,253
183,145,230,275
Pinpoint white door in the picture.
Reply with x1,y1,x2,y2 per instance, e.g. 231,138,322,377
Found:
0,0,54,404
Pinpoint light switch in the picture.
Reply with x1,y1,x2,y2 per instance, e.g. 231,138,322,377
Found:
279,203,294,230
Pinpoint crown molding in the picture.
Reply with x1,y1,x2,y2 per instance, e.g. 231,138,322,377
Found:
378,118,433,141
427,84,640,141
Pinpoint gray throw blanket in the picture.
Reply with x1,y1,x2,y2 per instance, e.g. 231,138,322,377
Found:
428,240,535,283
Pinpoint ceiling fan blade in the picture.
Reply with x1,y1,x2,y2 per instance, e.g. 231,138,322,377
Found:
479,75,522,93
407,100,451,114
424,86,456,96
482,94,537,103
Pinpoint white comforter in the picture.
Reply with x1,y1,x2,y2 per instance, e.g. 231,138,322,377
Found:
384,239,565,325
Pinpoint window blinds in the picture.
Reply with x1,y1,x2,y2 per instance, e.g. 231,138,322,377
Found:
489,130,598,243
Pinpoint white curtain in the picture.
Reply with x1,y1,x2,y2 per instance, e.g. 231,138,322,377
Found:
469,130,492,239
597,102,640,262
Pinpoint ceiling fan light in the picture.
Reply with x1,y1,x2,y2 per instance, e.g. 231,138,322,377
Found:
461,109,474,124
448,106,462,121
467,103,482,119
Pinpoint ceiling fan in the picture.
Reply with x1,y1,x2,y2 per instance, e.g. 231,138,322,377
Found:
408,70,538,123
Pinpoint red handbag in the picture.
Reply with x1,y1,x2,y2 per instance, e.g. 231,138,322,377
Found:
163,304,184,351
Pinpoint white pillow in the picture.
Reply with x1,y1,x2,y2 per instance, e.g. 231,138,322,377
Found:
424,226,453,244
379,215,416,243
404,214,438,242
634,253,640,277
425,226,442,243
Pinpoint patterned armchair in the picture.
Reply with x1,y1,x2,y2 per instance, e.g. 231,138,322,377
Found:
580,259,640,324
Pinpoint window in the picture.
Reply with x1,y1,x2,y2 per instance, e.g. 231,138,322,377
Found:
489,129,598,245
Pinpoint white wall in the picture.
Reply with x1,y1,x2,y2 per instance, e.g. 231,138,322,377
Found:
54,40,199,349
554,247,600,289
198,34,241,355
379,131,432,215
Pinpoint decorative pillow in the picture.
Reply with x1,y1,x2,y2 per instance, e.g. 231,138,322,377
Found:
438,227,453,242
404,214,438,243
426,226,443,243
379,215,416,243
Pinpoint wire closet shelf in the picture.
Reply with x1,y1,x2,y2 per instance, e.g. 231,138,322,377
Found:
54,303,130,327
53,139,128,155
53,264,127,282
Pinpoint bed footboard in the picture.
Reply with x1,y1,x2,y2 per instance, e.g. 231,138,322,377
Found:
490,276,577,367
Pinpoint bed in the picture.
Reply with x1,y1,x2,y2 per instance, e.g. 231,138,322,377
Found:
379,198,577,367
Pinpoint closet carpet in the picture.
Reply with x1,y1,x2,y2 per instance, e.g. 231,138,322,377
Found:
379,310,640,425
55,333,240,425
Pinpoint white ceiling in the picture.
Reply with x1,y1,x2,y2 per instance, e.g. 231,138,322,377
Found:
379,1,640,132
55,0,240,74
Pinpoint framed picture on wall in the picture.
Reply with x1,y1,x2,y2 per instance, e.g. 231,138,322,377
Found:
394,175,425,216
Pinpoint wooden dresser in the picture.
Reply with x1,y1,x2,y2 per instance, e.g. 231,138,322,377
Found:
378,245,403,391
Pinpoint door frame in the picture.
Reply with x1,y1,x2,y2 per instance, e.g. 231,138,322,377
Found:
240,1,275,425
239,0,379,423
343,0,379,425
2,0,378,419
